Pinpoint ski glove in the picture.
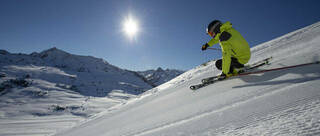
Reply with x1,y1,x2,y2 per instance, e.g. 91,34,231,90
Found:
202,43,209,51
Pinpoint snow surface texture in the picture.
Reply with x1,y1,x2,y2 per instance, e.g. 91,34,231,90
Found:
52,21,320,136
0,48,183,135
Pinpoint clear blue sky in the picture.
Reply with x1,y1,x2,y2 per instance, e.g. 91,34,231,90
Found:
0,0,319,71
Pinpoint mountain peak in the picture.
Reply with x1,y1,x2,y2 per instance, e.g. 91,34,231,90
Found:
156,67,164,72
0,49,9,55
37,47,71,59
47,47,58,51
41,47,68,54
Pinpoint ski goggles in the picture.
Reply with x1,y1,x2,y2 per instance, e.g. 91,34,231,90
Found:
207,31,215,38
207,31,213,37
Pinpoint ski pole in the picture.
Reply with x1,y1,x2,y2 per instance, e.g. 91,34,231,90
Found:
238,61,320,76
207,47,221,51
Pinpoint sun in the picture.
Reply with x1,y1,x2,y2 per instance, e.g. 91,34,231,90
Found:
123,16,139,38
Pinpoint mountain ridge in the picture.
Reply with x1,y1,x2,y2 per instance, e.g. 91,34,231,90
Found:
0,47,184,95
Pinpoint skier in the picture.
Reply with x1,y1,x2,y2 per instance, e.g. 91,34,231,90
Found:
202,20,251,79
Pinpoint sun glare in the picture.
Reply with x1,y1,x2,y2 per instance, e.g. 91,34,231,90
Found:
123,16,139,38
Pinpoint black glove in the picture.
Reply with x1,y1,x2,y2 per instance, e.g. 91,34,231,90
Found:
202,43,209,51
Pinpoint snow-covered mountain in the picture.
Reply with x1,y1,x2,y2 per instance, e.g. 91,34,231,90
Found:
0,47,184,96
51,21,320,136
0,47,184,135
138,67,184,87
0,47,154,96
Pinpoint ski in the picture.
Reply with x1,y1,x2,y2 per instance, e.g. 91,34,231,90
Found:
242,57,273,71
201,57,272,84
190,57,272,91
190,76,221,90
190,60,320,91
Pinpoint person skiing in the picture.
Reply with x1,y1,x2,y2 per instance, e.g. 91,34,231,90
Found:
202,20,251,79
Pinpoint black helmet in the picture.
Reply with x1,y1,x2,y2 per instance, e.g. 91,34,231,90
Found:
207,20,222,34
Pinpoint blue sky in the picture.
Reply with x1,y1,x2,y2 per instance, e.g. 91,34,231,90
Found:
0,0,319,71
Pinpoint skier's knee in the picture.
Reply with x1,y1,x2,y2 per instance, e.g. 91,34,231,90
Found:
215,59,222,70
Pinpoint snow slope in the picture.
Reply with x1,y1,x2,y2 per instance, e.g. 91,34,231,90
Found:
55,21,320,136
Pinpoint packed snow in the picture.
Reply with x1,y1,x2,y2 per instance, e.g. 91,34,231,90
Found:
1,21,320,136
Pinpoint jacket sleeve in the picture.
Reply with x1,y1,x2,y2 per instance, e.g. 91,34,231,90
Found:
221,41,232,74
207,36,220,47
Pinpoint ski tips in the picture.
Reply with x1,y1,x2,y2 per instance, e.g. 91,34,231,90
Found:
190,86,196,90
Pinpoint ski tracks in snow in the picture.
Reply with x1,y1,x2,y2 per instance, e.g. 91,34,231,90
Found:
211,98,320,136
130,78,320,136
0,116,83,136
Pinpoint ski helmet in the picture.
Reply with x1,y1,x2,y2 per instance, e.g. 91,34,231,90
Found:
207,20,222,35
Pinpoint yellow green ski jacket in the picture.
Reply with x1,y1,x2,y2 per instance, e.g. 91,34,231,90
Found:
207,21,251,74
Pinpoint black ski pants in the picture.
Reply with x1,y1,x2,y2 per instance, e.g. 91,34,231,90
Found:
215,57,244,73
